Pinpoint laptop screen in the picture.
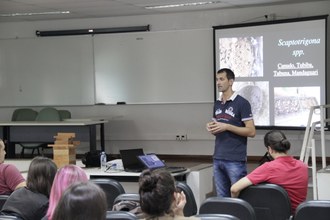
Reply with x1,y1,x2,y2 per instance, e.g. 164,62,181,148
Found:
120,148,145,171
137,154,166,170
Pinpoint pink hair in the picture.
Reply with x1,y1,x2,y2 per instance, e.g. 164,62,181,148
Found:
46,164,88,220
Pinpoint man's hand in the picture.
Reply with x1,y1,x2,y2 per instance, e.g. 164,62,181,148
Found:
206,121,227,134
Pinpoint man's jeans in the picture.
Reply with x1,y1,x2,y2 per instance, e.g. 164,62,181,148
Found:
213,159,247,197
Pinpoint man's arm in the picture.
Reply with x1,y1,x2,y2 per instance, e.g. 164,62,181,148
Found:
227,119,256,137
230,177,253,198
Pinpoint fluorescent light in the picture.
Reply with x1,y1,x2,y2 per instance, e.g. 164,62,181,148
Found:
0,11,70,17
145,1,222,9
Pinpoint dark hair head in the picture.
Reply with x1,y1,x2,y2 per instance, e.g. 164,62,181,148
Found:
139,169,176,217
264,130,291,153
27,156,57,197
52,181,107,220
217,68,235,81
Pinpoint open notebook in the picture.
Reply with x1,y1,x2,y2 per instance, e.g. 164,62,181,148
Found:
137,153,187,173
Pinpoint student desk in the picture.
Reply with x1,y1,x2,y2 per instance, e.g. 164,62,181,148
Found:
0,119,108,158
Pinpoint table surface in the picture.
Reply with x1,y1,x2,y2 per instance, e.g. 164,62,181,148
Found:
5,159,194,178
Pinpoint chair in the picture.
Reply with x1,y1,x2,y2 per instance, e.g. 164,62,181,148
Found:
11,108,37,121
58,110,72,121
195,213,240,220
0,216,21,220
11,108,42,157
35,107,62,154
35,107,61,121
112,193,143,218
0,195,9,210
91,178,126,210
239,183,291,220
176,181,197,216
199,197,256,220
294,200,330,220
106,211,137,220
113,193,140,205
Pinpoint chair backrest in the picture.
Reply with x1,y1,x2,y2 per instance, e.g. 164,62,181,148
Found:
112,193,143,218
0,215,21,220
106,211,138,220
239,183,291,220
176,181,197,216
0,195,9,210
113,193,140,204
35,107,61,121
294,200,330,220
12,108,38,121
196,213,240,220
199,197,256,220
90,178,126,210
58,110,72,121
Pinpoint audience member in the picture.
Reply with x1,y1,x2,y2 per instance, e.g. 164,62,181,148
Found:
42,164,88,220
0,139,26,195
231,130,308,213
0,156,57,220
139,169,199,220
52,181,107,220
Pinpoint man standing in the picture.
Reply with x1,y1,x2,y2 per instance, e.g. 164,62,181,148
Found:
206,68,256,197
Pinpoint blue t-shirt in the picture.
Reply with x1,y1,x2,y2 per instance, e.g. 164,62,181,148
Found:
213,93,253,161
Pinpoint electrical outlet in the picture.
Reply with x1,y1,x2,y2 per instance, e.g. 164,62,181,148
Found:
181,134,187,141
176,134,187,141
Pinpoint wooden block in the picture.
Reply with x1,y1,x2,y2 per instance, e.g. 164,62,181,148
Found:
72,141,80,146
48,144,75,148
56,132,76,138
55,140,73,145
51,132,78,168
53,146,76,168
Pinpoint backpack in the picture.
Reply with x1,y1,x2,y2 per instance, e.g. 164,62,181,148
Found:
82,150,111,167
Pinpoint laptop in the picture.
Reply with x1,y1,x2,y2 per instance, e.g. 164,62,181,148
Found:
120,148,145,173
137,153,187,173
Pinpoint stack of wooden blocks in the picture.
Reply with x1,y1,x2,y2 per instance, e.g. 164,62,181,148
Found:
48,132,80,168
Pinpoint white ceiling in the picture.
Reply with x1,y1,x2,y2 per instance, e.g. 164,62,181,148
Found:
0,0,328,23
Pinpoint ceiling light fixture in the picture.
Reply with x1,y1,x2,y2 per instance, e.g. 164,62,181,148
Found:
0,11,70,17
145,1,222,9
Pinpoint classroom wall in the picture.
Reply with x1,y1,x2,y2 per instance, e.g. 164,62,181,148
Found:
0,1,329,158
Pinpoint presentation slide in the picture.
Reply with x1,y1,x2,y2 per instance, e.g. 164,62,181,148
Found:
214,16,327,128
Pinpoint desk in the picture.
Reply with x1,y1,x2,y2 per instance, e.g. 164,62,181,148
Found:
0,120,108,158
84,167,190,182
84,167,190,196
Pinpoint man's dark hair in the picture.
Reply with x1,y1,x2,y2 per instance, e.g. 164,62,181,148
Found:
217,68,235,80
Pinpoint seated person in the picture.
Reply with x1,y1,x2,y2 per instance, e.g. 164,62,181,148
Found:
139,169,199,220
0,139,26,195
43,164,88,220
1,156,57,220
231,130,308,214
52,181,107,220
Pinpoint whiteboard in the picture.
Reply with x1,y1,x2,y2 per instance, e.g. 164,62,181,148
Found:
94,29,214,104
0,36,95,106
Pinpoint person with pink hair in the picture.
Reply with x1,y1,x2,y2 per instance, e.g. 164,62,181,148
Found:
42,164,88,220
